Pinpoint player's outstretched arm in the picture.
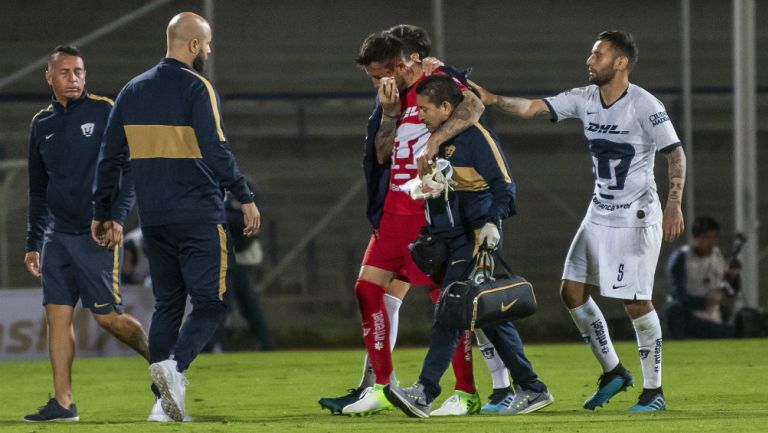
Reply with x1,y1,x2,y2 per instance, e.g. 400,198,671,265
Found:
374,77,400,164
662,146,686,242
470,80,550,120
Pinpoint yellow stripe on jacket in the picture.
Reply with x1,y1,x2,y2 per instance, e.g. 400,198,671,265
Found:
124,125,202,159
181,68,226,142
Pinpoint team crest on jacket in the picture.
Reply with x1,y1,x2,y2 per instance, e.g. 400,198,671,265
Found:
80,122,95,137
444,145,456,158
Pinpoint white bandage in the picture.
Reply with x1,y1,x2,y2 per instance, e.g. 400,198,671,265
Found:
402,158,454,201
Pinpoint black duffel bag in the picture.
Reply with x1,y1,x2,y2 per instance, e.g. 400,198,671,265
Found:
437,248,537,331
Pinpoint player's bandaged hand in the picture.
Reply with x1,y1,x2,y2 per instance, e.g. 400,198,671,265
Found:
478,222,500,249
402,158,453,200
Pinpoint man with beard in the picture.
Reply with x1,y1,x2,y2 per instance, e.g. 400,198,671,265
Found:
92,12,260,422
325,27,490,417
440,30,686,412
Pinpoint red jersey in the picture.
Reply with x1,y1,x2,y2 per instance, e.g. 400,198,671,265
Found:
383,73,465,215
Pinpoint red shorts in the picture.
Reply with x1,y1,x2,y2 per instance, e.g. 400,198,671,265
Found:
362,212,435,287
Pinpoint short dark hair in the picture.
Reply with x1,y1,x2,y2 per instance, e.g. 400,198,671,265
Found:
355,31,405,67
415,75,464,108
386,24,431,60
48,44,82,67
597,30,638,70
692,216,720,237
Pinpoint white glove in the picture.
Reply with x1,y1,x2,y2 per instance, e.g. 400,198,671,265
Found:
478,222,500,249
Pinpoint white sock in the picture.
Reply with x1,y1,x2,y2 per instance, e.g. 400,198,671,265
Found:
632,310,662,389
475,329,511,390
358,355,374,388
383,294,402,385
568,297,620,373
383,294,402,351
357,296,401,389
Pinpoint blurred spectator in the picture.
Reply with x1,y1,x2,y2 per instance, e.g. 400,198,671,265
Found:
665,216,740,339
121,228,152,287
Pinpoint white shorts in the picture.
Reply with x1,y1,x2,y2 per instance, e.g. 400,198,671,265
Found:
562,220,662,300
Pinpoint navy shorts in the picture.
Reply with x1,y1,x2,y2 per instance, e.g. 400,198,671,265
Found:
41,231,124,314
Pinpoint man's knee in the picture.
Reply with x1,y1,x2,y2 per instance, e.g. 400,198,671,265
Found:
624,299,654,319
560,280,589,308
93,311,119,331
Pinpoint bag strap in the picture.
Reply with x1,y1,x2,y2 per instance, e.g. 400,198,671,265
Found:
472,247,494,281
478,244,516,278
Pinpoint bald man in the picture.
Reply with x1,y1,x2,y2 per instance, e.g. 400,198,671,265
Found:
92,12,260,422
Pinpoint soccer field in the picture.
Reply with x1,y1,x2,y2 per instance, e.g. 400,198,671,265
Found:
1,339,766,432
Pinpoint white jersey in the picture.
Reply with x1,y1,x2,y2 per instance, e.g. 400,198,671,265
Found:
545,84,680,228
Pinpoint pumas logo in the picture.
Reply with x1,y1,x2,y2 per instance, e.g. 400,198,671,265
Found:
444,145,456,158
639,349,651,360
480,347,496,359
80,122,95,137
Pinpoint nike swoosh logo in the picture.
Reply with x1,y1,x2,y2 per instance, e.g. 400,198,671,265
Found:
612,284,627,290
500,299,518,312
94,302,110,308
450,259,466,265
45,133,55,140
586,111,597,115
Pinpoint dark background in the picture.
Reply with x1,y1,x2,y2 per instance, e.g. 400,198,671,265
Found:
0,0,765,346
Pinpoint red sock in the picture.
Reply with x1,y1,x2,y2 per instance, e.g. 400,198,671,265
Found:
355,279,392,385
428,288,440,303
451,329,475,393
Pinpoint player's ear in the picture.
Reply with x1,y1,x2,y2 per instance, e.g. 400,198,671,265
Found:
189,38,200,55
441,101,453,115
615,55,628,71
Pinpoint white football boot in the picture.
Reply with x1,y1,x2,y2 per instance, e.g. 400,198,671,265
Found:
430,390,481,416
341,384,393,416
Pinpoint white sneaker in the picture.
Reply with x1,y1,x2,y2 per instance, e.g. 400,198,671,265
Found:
340,384,393,416
149,360,187,422
147,398,192,422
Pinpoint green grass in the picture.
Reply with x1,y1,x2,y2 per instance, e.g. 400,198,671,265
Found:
1,339,766,432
